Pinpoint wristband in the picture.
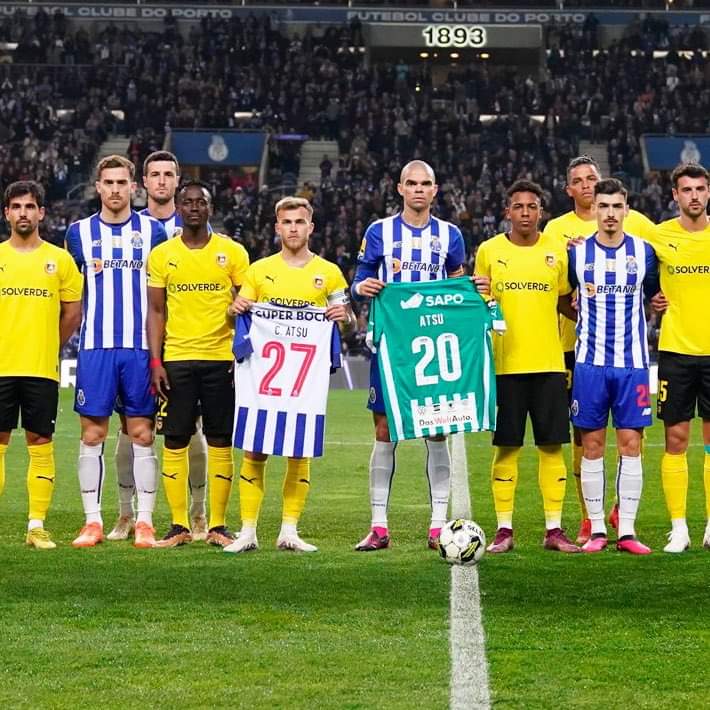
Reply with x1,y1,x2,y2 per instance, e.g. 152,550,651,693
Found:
149,358,163,369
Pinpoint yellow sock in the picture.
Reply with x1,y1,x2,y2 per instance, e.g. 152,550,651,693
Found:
704,452,710,519
491,447,520,528
661,452,688,520
207,445,233,530
161,446,190,529
572,441,586,517
27,442,55,521
538,445,567,528
0,443,7,497
239,457,266,527
282,457,311,525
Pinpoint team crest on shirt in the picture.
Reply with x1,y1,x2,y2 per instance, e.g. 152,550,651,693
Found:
216,253,227,267
430,237,441,253
76,389,86,407
91,258,103,274
131,232,143,249
391,258,402,274
584,283,596,298
626,255,638,274
545,254,556,267
44,261,57,274
313,275,325,289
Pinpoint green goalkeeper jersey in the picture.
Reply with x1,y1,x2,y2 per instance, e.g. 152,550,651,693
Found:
367,277,501,441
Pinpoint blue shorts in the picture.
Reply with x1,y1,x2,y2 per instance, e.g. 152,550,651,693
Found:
367,355,386,414
75,349,156,418
570,362,652,430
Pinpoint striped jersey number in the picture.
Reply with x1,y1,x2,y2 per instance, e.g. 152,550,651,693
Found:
412,333,462,386
258,341,317,397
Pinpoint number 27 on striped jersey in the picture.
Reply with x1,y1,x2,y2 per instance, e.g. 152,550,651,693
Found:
258,341,317,397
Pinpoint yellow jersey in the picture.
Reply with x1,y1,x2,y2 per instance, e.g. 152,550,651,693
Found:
240,252,348,306
646,218,710,355
475,232,570,375
0,240,82,381
147,234,249,361
543,209,656,351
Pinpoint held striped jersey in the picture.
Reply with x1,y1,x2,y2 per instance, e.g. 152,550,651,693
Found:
367,278,500,442
232,304,341,458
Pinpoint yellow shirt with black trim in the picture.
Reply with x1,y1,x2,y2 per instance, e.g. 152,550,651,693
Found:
475,232,570,375
240,252,348,306
147,233,249,361
543,209,656,351
645,218,710,355
0,240,82,380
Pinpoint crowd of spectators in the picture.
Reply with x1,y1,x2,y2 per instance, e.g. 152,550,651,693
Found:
1,8,708,275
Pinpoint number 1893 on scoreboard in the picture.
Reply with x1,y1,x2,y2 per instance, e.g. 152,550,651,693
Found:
421,24,487,48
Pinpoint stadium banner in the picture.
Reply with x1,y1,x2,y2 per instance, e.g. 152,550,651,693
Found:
1,4,709,27
642,135,710,172
169,131,266,167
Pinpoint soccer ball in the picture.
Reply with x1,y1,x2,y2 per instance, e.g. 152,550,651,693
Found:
438,519,486,566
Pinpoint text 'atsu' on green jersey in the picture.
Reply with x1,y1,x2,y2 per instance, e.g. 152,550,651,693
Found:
367,277,501,442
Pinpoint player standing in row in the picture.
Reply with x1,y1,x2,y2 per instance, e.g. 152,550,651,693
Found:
225,197,352,554
66,155,167,548
108,151,210,543
147,181,249,547
0,181,82,548
350,160,467,552
647,162,710,552
544,156,656,544
476,180,579,554
568,179,658,554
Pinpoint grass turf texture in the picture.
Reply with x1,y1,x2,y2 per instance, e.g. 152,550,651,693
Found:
0,389,708,708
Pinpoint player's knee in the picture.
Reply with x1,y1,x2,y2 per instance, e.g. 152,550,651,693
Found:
206,436,230,448
165,435,190,450
81,427,107,446
25,431,51,446
373,414,390,442
665,425,689,454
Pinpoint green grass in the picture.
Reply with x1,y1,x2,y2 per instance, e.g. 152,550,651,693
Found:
0,389,708,708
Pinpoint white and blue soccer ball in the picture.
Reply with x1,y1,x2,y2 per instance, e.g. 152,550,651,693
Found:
438,519,486,566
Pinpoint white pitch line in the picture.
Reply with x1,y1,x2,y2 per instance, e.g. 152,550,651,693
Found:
449,432,491,710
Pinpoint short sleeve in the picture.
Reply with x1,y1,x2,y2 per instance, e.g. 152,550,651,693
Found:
557,249,571,296
229,242,250,287
327,263,348,295
239,265,259,301
357,222,382,267
445,225,466,272
567,246,579,290
151,221,168,250
474,241,490,277
65,222,84,269
147,248,166,288
58,251,83,302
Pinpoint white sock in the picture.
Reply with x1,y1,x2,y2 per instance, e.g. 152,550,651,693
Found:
188,428,207,518
28,519,43,531
581,456,606,536
115,431,135,517
671,518,688,535
425,439,450,529
132,443,157,526
369,441,396,528
617,455,642,538
280,522,298,538
78,442,105,525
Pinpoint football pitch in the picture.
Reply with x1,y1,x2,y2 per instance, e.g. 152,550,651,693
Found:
1,389,709,709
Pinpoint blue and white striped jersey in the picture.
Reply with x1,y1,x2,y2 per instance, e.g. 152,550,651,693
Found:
232,304,341,458
352,213,465,294
569,234,659,369
139,208,181,238
65,211,167,350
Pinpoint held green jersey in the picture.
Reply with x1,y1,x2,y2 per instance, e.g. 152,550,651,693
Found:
367,277,501,442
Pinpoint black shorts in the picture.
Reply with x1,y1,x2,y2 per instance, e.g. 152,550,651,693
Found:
157,361,234,439
657,351,710,425
0,377,59,436
493,372,571,447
